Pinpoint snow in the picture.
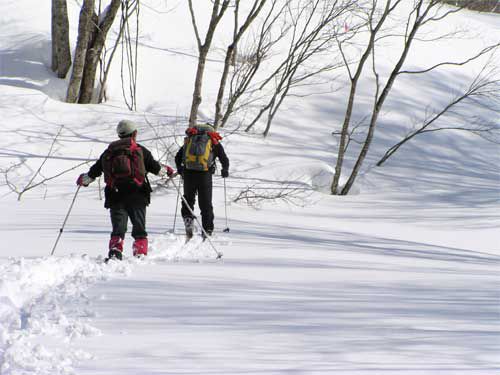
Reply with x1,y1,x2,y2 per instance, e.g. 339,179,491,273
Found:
1,0,499,374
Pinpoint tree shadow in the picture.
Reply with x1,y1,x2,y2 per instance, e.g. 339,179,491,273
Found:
0,34,67,100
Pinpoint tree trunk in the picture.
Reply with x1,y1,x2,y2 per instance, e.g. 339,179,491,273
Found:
98,16,127,103
330,84,357,194
189,48,209,126
340,108,380,195
51,0,71,78
51,0,58,73
214,44,235,128
79,0,121,103
188,0,230,127
66,0,95,103
330,0,396,195
340,1,428,195
214,0,267,129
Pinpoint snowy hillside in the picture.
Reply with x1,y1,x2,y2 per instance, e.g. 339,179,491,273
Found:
1,1,499,374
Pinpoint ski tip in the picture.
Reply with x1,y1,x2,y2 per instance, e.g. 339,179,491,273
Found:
216,252,223,259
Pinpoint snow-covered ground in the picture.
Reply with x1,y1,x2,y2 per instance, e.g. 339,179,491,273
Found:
1,1,499,374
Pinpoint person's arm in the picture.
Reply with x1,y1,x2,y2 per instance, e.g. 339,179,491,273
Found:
141,145,175,178
141,146,162,175
77,153,102,186
175,146,184,173
87,154,104,179
214,143,229,177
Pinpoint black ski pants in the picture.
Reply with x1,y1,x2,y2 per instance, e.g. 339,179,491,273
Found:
181,170,214,232
110,206,147,239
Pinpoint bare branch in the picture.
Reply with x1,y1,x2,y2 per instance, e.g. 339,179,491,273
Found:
188,0,203,50
377,65,500,166
399,43,500,75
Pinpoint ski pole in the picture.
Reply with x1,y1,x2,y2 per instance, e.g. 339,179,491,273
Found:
223,177,230,233
172,177,181,233
169,177,223,259
50,185,81,256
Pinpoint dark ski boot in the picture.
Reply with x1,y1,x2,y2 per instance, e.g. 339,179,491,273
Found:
105,237,124,262
184,217,195,243
105,249,123,262
202,230,213,242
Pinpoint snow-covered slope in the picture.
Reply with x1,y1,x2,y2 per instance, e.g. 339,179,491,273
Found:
0,1,499,374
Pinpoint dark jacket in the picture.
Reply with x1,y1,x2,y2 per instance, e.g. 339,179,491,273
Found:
175,143,229,175
88,142,161,209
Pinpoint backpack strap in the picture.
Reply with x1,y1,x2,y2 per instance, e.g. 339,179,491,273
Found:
129,139,145,186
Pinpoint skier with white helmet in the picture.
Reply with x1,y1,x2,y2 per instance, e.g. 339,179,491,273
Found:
77,119,174,260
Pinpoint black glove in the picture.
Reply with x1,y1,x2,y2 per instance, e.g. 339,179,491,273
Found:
177,166,184,178
221,169,229,178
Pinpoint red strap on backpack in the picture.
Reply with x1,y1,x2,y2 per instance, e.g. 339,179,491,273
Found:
130,138,139,151
129,139,144,186
186,127,222,144
207,131,222,145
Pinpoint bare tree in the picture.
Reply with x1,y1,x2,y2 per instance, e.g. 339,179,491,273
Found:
330,0,495,195
438,0,500,13
213,0,268,129
218,0,290,129
98,0,140,104
119,0,141,110
244,0,354,137
330,0,402,194
232,182,311,207
66,0,95,103
66,0,122,104
376,65,500,166
188,0,231,127
79,0,122,103
51,0,72,78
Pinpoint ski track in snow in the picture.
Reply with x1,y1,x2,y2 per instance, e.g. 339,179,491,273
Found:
0,234,226,375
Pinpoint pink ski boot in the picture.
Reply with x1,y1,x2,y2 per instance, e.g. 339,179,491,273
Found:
133,238,148,257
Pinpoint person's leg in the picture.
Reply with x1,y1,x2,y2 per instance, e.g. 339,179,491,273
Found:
181,172,197,218
128,206,148,256
181,172,198,238
109,208,128,259
198,172,214,235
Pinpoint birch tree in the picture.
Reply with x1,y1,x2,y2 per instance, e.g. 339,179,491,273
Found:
330,0,402,194
66,0,95,103
79,0,121,103
51,0,72,78
188,0,231,127
244,0,354,137
214,0,268,129
218,0,291,129
331,0,492,195
66,0,122,104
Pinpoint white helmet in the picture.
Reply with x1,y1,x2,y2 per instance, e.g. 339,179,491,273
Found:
116,119,137,138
